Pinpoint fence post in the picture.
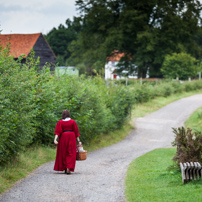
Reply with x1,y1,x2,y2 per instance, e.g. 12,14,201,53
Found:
198,72,201,80
140,77,142,85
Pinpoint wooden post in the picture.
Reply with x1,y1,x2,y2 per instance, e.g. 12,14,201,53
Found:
198,72,201,80
140,77,142,85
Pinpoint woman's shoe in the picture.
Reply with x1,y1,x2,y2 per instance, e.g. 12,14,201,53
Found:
66,168,71,174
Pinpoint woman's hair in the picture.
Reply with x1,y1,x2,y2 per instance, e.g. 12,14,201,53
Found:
62,110,70,119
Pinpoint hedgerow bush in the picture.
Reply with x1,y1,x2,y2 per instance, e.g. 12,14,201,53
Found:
171,81,184,93
1,46,202,165
0,49,36,164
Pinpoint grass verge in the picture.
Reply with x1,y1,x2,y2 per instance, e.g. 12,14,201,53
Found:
0,146,56,194
125,148,202,202
0,89,201,195
185,106,202,131
84,122,134,152
132,89,202,118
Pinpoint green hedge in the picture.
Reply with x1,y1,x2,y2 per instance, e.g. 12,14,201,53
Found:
1,49,202,164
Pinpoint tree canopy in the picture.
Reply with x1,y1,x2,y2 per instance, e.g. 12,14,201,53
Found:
161,52,198,79
45,17,82,66
46,0,202,77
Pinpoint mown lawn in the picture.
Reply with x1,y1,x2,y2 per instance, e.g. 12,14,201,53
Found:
125,148,202,202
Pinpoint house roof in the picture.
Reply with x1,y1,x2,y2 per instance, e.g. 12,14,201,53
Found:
0,33,41,58
106,50,125,62
106,50,132,62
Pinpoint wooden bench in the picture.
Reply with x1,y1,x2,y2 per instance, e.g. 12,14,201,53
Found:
180,162,202,184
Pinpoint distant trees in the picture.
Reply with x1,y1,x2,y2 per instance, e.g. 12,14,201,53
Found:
46,0,202,78
45,17,82,66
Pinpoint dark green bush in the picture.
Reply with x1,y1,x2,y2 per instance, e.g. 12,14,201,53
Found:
0,51,36,163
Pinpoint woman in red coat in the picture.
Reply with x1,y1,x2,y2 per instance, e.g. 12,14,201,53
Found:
53,110,81,174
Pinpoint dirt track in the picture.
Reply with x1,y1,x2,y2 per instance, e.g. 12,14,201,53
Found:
1,94,202,202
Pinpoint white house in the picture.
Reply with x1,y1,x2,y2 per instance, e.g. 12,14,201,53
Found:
105,50,138,80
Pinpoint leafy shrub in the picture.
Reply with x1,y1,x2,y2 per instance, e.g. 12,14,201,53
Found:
171,81,184,93
1,45,202,165
133,84,153,103
161,52,198,80
0,51,36,163
172,127,202,165
184,81,197,91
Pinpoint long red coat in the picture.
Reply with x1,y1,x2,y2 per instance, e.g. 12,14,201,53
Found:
53,119,80,172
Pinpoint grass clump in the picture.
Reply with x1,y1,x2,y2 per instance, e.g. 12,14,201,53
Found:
185,106,202,131
125,148,202,202
84,122,134,152
0,146,56,194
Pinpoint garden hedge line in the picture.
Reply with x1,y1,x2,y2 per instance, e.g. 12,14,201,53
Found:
1,49,202,164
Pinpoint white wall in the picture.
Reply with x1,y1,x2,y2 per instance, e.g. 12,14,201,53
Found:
105,61,138,80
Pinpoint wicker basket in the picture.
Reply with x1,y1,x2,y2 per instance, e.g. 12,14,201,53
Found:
76,150,87,161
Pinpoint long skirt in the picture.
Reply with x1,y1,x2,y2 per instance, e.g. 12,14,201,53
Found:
54,132,77,172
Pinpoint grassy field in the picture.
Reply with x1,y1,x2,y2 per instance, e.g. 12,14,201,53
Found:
125,148,202,202
0,89,201,194
125,90,202,202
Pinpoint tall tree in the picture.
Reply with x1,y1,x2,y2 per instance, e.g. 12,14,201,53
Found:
45,17,82,66
70,0,202,77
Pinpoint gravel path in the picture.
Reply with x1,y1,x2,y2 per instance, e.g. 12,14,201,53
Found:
1,94,202,202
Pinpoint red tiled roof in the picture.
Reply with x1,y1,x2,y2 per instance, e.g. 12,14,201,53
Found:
0,33,41,58
106,50,125,62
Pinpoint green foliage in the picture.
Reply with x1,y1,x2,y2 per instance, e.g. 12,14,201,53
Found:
0,49,135,164
66,0,202,77
45,17,82,66
172,127,202,165
161,52,198,79
0,51,36,164
1,45,202,165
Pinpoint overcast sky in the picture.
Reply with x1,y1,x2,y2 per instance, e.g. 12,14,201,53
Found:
0,0,78,34
1,0,202,35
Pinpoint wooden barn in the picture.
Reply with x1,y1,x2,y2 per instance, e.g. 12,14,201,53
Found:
0,33,56,71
